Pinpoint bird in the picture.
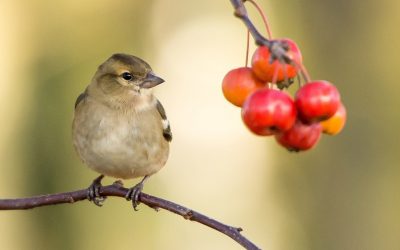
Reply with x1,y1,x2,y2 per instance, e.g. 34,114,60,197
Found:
72,53,172,209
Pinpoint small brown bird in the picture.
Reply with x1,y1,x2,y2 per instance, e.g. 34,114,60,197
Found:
72,53,172,209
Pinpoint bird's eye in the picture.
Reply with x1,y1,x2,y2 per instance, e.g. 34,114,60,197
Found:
122,72,133,81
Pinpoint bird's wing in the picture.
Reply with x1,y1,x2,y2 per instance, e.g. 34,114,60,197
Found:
156,100,172,142
74,88,88,109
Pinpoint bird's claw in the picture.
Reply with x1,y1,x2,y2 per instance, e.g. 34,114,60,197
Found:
125,181,144,211
87,175,107,207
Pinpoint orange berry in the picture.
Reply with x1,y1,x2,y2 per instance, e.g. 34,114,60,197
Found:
222,67,265,107
251,38,302,83
320,102,346,135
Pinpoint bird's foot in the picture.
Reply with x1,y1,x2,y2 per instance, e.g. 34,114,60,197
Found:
87,175,107,207
125,176,149,211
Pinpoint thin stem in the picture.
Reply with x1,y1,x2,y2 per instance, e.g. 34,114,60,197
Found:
296,73,302,88
245,29,250,67
271,63,280,84
0,185,261,250
229,0,291,64
293,60,312,83
246,0,273,39
282,62,288,84
230,0,271,47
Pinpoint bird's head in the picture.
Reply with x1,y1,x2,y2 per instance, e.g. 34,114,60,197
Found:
92,53,164,94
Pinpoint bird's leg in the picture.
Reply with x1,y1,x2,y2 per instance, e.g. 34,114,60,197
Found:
87,174,107,207
125,175,149,211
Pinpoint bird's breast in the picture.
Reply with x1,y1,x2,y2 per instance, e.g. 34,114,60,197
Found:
73,99,169,179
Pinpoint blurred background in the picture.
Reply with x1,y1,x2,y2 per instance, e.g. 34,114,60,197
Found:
1,0,399,249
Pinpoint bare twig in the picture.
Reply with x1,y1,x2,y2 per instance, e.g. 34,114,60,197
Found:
230,0,271,47
0,184,261,250
229,0,291,64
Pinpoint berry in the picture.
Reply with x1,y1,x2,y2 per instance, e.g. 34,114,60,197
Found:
222,67,265,107
320,102,347,135
241,88,297,136
275,120,322,152
251,38,302,83
295,80,340,123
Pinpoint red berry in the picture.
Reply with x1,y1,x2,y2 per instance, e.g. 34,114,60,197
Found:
222,67,265,107
251,38,302,83
241,88,297,136
320,102,347,135
275,120,322,152
295,80,341,123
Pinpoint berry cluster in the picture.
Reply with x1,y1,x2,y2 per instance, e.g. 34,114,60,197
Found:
222,2,346,152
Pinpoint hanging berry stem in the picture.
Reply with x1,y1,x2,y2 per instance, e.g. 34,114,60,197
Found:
245,29,250,67
229,0,292,67
271,64,280,84
293,61,312,83
246,0,273,39
230,0,271,47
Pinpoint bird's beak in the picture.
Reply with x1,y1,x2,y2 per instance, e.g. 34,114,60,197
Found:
140,72,165,89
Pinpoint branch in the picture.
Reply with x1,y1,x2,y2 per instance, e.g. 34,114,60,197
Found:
0,184,261,250
230,0,271,47
229,0,292,63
